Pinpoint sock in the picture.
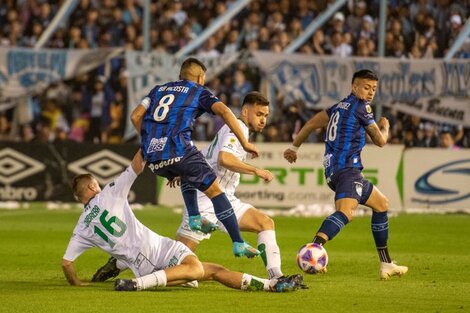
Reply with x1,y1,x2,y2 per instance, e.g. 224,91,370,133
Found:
134,270,167,291
257,230,282,279
181,183,199,217
317,211,349,241
211,193,243,243
313,236,327,245
241,273,270,291
371,211,392,263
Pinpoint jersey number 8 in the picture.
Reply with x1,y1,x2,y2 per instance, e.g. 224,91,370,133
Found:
153,94,175,122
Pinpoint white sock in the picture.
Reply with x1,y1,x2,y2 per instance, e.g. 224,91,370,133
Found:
134,270,167,291
258,230,283,278
241,273,270,291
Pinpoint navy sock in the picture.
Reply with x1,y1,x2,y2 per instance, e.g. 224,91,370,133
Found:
371,211,392,262
211,193,243,243
317,211,349,241
181,183,199,217
371,211,389,247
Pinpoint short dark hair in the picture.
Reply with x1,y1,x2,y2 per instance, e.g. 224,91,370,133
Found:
242,91,269,107
180,57,207,73
352,69,378,83
72,173,94,200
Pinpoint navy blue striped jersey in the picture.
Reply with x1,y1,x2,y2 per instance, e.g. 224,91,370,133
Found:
140,79,220,162
323,93,376,177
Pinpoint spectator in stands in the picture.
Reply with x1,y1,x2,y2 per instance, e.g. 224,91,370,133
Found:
439,131,460,150
421,122,438,147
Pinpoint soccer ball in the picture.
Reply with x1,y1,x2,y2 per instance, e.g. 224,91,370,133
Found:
296,243,328,274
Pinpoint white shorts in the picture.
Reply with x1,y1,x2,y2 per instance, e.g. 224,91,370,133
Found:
176,194,253,243
131,236,196,277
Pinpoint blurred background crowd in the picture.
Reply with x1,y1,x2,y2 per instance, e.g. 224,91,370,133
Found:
0,0,469,149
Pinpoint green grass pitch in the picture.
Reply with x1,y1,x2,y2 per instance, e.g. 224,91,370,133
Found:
0,205,469,313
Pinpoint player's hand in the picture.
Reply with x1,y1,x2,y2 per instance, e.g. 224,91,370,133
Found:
255,168,274,182
378,117,390,130
242,142,259,159
284,148,297,163
167,177,181,188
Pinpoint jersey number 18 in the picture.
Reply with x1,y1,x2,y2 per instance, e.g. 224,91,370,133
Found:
327,111,340,142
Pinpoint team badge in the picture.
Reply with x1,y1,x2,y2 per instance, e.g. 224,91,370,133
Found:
354,182,363,197
366,105,372,113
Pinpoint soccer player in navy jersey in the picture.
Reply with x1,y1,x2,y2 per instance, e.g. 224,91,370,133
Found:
283,69,408,279
130,58,260,258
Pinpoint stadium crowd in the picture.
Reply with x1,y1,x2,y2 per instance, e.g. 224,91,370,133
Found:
0,0,469,148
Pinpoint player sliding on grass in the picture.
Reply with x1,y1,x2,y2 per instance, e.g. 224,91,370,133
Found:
131,57,259,258
284,69,408,280
62,150,303,292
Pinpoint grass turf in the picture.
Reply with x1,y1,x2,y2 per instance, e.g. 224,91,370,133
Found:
0,205,469,313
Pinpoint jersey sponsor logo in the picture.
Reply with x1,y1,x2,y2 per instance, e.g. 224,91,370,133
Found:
0,148,45,200
147,137,168,153
68,150,131,185
148,157,182,172
412,159,470,204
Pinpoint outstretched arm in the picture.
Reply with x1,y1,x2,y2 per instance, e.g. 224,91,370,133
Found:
62,259,88,286
366,117,389,147
130,149,146,175
218,151,273,182
284,110,329,163
211,102,259,158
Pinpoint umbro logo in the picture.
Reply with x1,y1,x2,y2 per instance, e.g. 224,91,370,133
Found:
0,148,45,185
68,150,130,185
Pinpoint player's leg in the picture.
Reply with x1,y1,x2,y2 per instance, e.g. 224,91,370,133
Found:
180,180,218,233
238,207,283,279
201,262,302,292
363,185,408,280
175,199,213,252
313,169,361,245
203,181,259,258
91,257,127,282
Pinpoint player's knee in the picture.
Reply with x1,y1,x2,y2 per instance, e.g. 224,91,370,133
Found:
204,182,223,199
260,215,274,231
376,196,389,212
188,261,204,281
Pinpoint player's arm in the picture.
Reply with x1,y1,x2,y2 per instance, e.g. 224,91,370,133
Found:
131,104,146,133
365,117,389,147
284,110,329,163
62,259,88,286
211,102,259,158
130,149,146,175
218,151,273,182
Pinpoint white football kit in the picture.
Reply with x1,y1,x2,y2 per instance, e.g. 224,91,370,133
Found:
177,120,254,242
63,166,194,277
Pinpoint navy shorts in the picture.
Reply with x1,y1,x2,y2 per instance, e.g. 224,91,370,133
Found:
148,147,217,192
326,168,373,204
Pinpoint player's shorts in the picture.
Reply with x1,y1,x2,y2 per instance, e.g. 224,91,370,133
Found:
147,146,217,191
132,236,196,277
176,194,253,243
326,168,373,204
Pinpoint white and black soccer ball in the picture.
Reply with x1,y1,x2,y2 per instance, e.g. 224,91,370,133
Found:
296,243,328,274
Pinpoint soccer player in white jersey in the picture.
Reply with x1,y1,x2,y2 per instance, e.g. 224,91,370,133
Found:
172,91,288,280
62,149,302,292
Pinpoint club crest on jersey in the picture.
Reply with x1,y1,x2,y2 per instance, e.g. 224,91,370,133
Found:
354,182,363,197
147,137,168,153
366,105,372,113
323,153,332,168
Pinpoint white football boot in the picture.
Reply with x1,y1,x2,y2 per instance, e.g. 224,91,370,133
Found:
380,262,408,280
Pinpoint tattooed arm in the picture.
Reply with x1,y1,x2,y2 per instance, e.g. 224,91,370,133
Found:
366,117,390,147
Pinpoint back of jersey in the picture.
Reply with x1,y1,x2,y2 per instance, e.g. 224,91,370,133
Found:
140,79,219,162
324,94,375,177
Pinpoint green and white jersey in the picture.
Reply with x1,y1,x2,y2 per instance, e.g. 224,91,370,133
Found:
202,119,249,199
63,166,165,277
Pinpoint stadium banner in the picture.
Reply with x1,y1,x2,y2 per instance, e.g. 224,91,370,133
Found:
404,148,470,213
252,51,470,127
157,143,404,211
0,47,122,98
125,51,241,139
0,143,155,203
